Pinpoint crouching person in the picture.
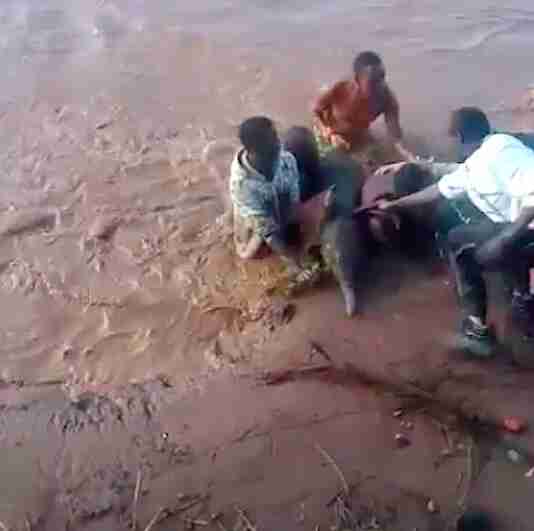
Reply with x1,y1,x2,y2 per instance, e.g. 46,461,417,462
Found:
230,116,303,268
379,134,534,358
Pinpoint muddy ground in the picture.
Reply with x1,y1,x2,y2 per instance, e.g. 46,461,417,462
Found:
2,1,534,530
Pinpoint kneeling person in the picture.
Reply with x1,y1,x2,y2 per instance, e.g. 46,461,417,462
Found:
230,117,302,267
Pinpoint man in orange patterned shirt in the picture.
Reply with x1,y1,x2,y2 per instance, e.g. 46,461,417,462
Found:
312,51,416,163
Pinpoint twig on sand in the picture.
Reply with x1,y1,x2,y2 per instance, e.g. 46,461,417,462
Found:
314,443,349,498
446,436,476,531
309,341,333,363
202,305,241,315
396,379,437,402
233,424,261,444
259,364,331,385
143,507,164,531
458,436,475,510
132,468,143,530
182,518,209,527
142,495,209,531
333,495,360,531
211,513,229,531
429,417,453,455
236,507,257,531
174,496,208,515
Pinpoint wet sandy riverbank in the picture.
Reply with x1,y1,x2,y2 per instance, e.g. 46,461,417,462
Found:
2,1,534,529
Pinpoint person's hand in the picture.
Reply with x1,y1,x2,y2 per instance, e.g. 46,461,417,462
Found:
281,250,305,272
375,198,399,213
330,134,351,151
374,162,407,177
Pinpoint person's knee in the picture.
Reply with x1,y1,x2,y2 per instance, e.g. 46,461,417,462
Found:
446,223,474,253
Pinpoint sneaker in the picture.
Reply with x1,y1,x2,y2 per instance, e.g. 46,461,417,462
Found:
510,292,534,340
458,316,497,359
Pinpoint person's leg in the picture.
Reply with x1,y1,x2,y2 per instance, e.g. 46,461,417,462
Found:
447,220,500,357
506,237,534,339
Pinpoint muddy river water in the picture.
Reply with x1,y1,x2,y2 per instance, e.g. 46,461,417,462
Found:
1,0,533,388
1,1,534,530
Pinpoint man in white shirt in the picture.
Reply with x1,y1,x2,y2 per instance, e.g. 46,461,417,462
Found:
379,133,534,358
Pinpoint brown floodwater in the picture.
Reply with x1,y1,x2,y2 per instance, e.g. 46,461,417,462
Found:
1,0,533,388
1,2,534,529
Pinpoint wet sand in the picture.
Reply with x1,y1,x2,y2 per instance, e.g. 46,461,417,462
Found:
1,1,534,529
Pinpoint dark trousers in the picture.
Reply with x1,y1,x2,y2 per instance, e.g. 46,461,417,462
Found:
447,218,534,320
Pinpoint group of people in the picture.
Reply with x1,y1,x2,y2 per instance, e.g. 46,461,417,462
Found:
228,50,534,361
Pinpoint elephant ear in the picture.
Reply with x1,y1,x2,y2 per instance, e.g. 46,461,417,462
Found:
292,190,332,255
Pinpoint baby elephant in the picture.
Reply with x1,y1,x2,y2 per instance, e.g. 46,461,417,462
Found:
282,126,369,317
320,187,369,317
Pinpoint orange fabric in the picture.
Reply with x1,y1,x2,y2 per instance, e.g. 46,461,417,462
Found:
313,81,398,148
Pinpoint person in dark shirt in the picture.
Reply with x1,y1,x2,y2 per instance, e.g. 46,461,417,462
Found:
283,126,366,212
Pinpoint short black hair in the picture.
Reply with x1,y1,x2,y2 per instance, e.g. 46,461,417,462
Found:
449,107,491,143
353,51,383,75
457,510,493,531
238,116,276,153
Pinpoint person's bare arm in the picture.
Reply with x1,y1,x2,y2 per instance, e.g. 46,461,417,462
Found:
381,183,443,211
266,231,301,267
422,162,461,180
383,90,417,162
312,82,343,127
238,230,301,268
475,206,534,267
237,233,264,260
374,161,460,179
